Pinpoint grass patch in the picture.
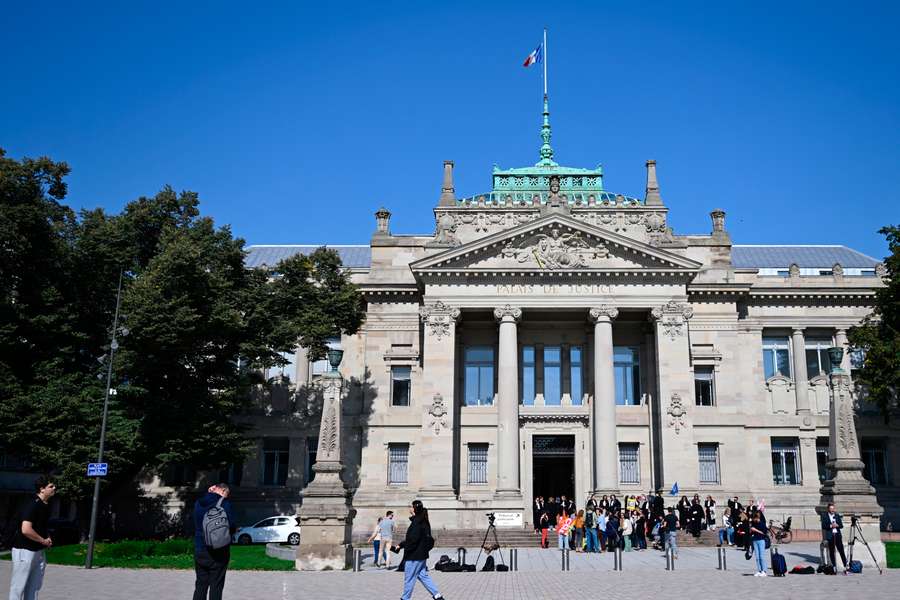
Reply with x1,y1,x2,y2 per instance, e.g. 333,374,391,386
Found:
1,541,294,571
887,542,899,569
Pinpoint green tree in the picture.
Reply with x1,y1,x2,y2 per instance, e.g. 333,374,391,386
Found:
848,225,899,419
0,148,365,500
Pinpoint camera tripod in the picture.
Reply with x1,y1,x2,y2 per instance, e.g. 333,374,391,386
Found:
847,516,884,575
473,514,506,569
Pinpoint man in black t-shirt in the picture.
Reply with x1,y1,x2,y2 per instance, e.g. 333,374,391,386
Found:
663,507,679,559
9,475,56,600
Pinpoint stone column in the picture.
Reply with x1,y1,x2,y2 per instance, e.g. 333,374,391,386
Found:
589,306,618,492
818,347,885,568
791,328,811,414
494,305,522,497
295,346,310,387
418,301,462,513
296,366,353,570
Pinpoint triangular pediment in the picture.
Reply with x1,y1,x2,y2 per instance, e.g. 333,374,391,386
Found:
411,213,702,274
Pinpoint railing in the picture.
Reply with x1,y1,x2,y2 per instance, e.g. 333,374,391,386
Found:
454,191,644,207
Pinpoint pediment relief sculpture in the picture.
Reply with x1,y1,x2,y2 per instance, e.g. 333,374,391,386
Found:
500,228,609,270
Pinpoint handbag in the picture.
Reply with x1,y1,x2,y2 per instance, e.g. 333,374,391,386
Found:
764,535,771,549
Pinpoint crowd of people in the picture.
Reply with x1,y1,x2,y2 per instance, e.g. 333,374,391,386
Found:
532,492,774,576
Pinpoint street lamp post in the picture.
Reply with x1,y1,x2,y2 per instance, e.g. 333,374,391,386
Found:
85,270,125,569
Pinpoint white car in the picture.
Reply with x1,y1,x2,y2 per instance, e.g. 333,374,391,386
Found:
233,516,302,546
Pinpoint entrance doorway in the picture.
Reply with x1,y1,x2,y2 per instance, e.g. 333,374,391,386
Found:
532,435,575,500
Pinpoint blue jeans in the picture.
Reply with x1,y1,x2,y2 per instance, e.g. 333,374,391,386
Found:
718,527,734,545
753,539,767,573
401,559,440,600
666,531,678,556
558,533,569,550
373,540,380,565
586,527,599,552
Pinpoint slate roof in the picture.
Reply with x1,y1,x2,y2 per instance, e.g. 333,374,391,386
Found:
731,246,879,269
245,245,371,269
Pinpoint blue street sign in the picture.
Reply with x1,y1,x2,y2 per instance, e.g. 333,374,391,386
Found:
87,463,108,477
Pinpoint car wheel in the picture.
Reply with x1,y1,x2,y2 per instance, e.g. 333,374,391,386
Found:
288,532,300,546
238,534,252,545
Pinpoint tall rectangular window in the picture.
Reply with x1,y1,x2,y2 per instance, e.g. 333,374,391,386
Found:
388,443,409,485
805,337,834,377
467,443,488,484
862,440,888,485
614,347,641,405
771,438,801,485
305,437,317,484
464,347,494,406
263,437,290,486
570,346,583,405
522,346,535,406
618,443,640,484
391,366,411,406
543,346,562,406
762,337,791,380
311,337,342,375
694,367,715,406
698,443,720,484
816,437,830,482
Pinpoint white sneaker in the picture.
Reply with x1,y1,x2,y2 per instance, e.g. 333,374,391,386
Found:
760,572,768,577
753,572,762,577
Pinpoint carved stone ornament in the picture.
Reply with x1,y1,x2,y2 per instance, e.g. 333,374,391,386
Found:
875,262,887,278
650,301,694,340
831,372,858,453
427,393,448,435
589,305,619,322
419,301,461,340
500,227,608,270
667,392,687,434
788,263,801,279
318,401,339,457
832,263,844,279
494,304,523,323
432,211,459,246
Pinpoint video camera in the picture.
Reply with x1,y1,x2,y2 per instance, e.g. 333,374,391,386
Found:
485,512,496,525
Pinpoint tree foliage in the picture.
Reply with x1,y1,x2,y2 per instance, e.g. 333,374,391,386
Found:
848,225,899,419
0,148,364,498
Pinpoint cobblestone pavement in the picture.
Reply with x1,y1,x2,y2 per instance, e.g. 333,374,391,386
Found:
1,544,894,600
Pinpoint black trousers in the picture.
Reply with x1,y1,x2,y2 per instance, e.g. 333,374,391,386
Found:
194,546,230,600
828,532,848,568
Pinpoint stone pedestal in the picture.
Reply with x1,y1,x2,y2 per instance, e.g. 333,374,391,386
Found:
817,354,885,569
296,370,355,570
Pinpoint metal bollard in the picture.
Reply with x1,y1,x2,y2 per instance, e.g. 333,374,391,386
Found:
353,548,363,572
561,548,570,571
614,547,623,571
509,548,518,571
717,546,727,570
665,547,674,571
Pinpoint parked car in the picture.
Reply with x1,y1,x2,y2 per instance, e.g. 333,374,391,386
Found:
233,516,301,545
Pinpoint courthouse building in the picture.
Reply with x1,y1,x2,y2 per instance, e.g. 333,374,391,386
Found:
224,101,897,534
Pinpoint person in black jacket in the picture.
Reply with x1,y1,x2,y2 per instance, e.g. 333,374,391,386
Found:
821,503,848,573
192,484,236,600
393,500,445,600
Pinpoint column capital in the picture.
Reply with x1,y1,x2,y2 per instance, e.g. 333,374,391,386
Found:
792,327,806,335
494,304,522,323
589,305,619,323
835,328,848,337
419,301,461,340
649,300,693,322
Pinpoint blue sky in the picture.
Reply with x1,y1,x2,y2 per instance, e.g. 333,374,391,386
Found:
2,1,898,259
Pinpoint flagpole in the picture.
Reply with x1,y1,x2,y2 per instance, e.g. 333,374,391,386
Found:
543,28,548,97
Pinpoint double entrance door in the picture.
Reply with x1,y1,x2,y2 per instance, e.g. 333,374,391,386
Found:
531,434,575,501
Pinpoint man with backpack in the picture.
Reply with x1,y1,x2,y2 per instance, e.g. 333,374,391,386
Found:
8,475,56,600
584,506,599,552
193,483,235,600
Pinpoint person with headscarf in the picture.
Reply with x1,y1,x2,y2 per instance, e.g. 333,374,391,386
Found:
393,500,444,600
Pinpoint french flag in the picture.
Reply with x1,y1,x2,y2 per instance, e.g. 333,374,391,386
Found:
523,43,543,67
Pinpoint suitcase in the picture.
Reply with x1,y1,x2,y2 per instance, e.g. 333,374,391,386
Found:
771,548,787,576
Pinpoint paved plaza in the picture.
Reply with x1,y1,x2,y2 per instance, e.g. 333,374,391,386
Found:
2,544,895,599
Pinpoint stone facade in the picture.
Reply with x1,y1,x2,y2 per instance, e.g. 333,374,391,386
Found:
191,110,898,539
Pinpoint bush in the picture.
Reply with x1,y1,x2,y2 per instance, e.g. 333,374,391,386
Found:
103,540,154,559
151,538,192,557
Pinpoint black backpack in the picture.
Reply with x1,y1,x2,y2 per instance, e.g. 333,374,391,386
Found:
481,555,495,572
585,511,596,529
771,548,787,576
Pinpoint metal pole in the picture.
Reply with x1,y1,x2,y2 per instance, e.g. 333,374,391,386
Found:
85,270,124,569
543,28,548,97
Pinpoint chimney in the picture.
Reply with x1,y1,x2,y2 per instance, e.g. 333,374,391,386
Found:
644,160,663,206
439,160,455,206
710,208,726,234
374,207,391,236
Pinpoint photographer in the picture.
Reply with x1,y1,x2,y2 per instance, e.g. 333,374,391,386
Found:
821,503,849,574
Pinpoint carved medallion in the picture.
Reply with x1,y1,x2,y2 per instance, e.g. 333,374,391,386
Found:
667,392,687,434
427,393,448,435
650,301,694,340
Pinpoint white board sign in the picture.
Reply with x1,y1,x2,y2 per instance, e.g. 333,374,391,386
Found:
493,512,523,528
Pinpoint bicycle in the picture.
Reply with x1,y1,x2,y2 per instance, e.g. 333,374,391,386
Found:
768,516,793,545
